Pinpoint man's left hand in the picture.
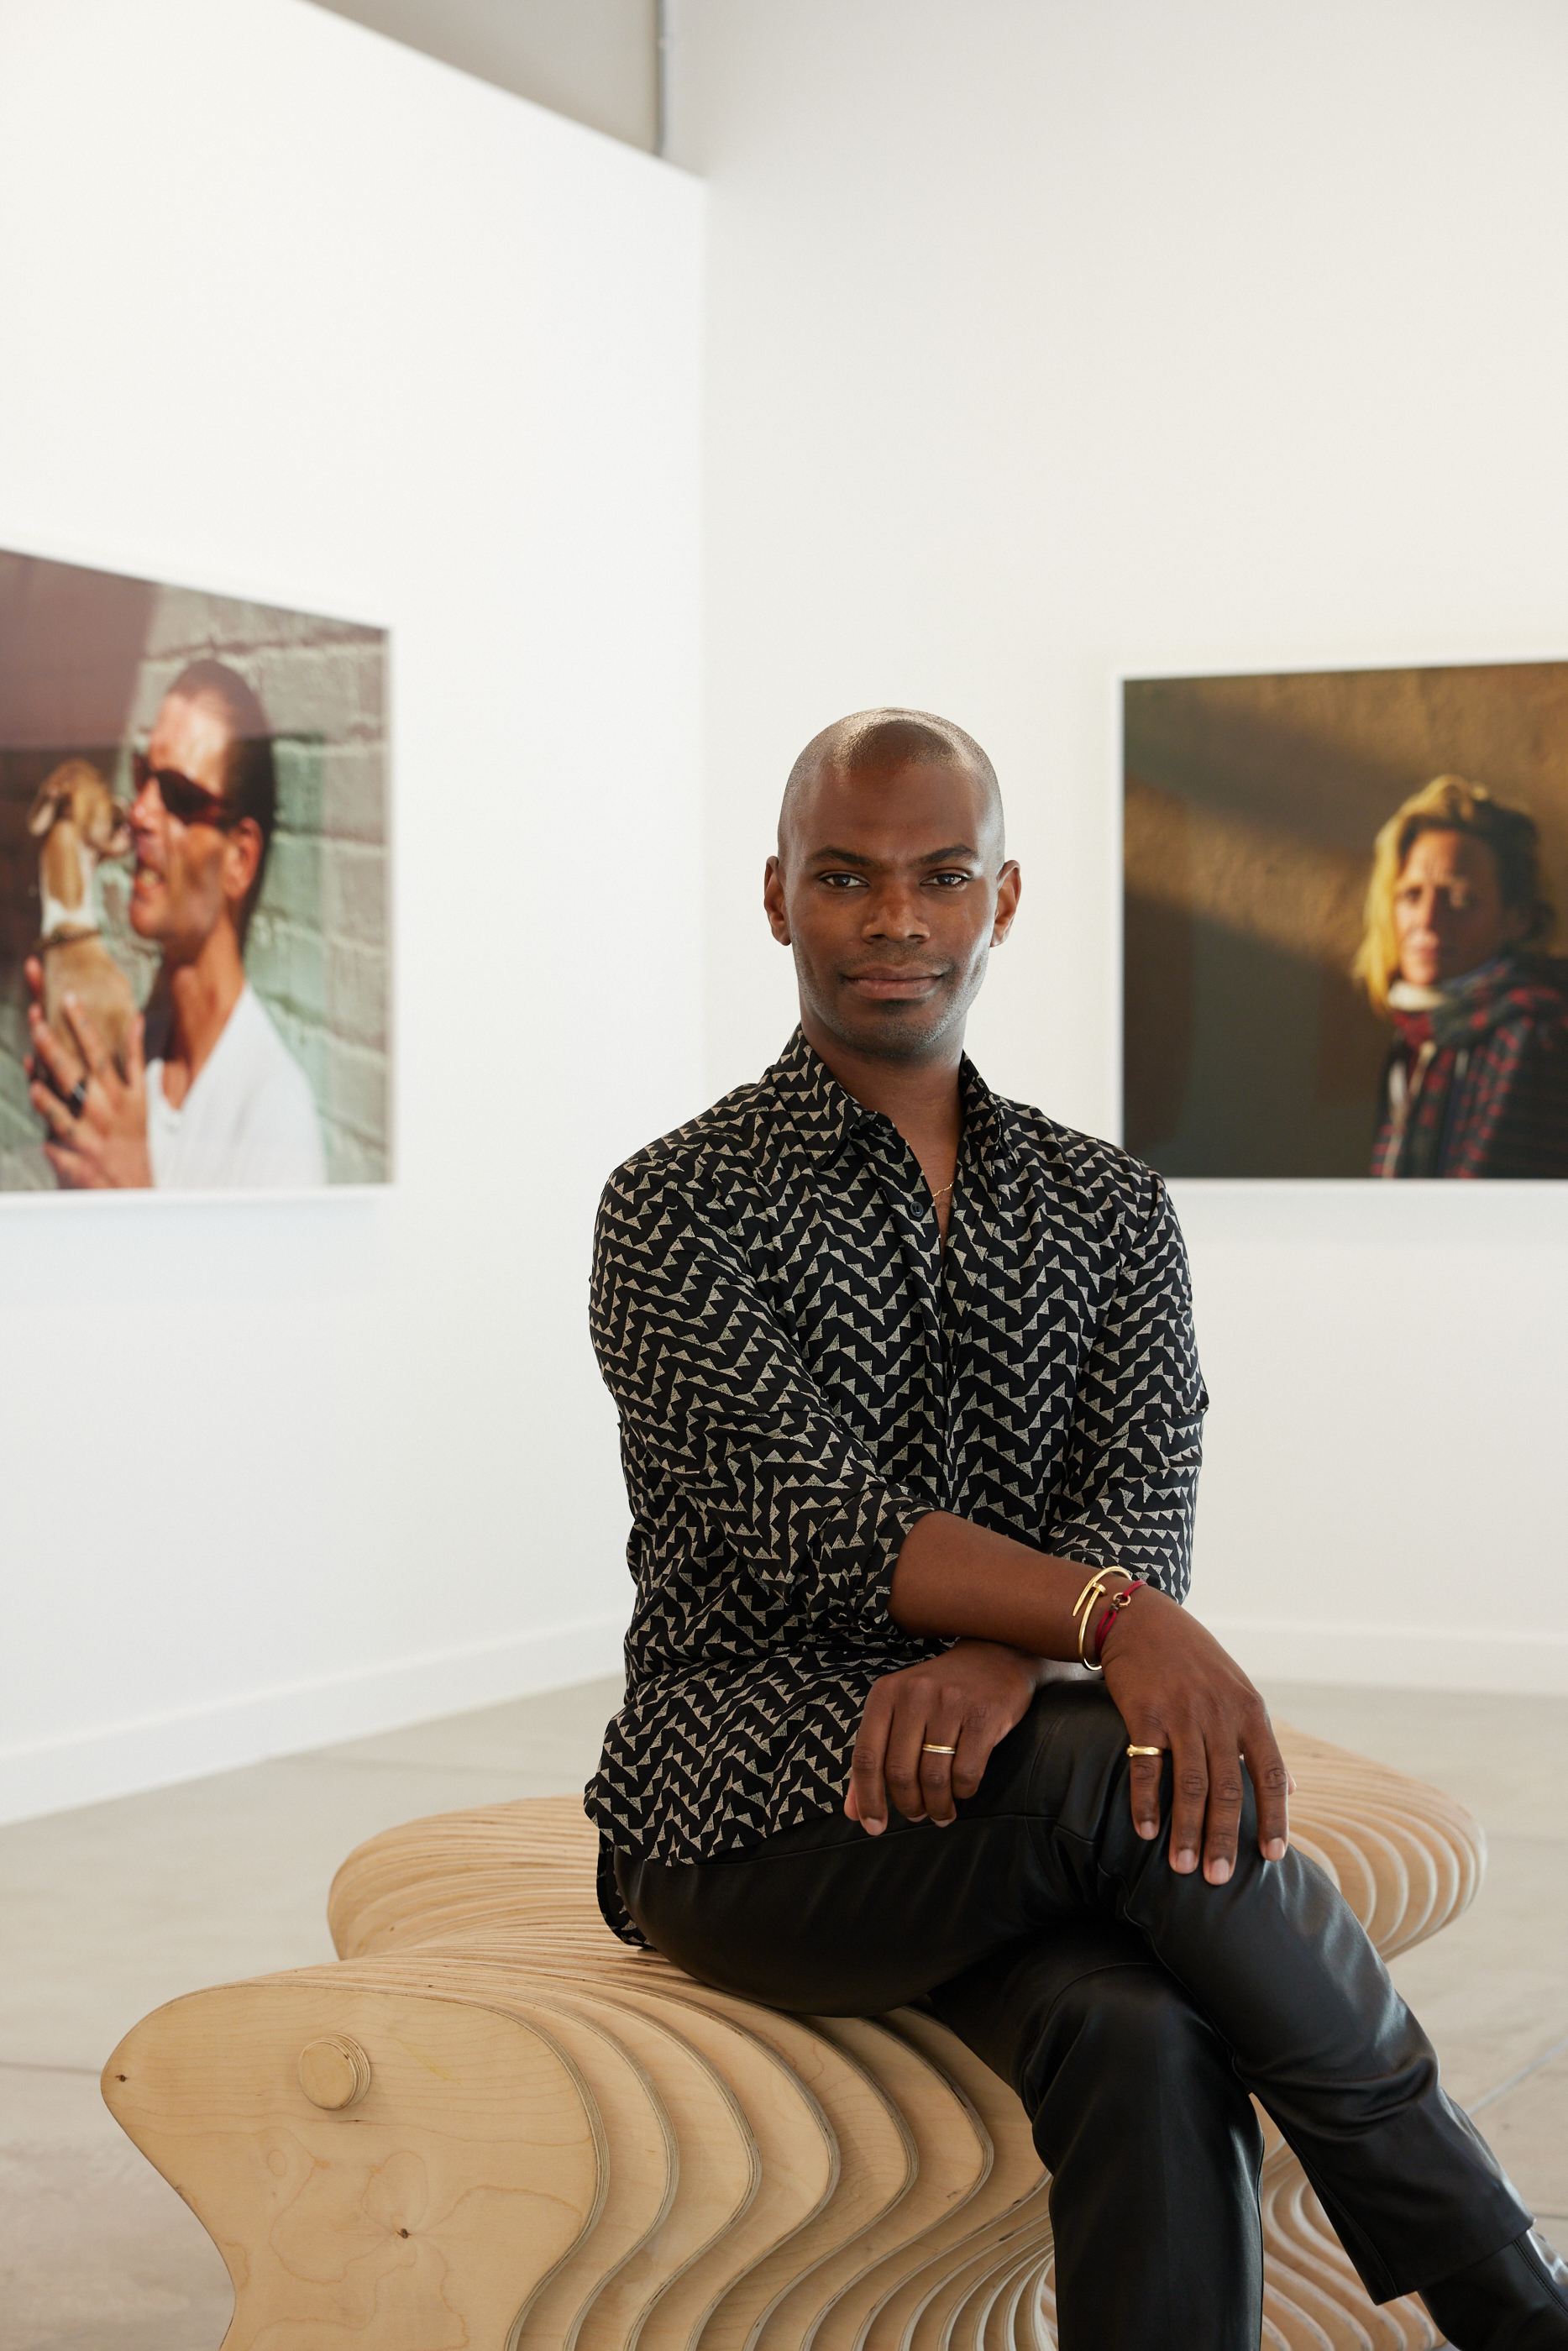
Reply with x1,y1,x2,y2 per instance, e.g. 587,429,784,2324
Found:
846,1640,1044,1834
27,979,152,1189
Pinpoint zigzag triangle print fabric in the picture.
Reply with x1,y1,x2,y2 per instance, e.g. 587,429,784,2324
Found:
585,1030,1206,1942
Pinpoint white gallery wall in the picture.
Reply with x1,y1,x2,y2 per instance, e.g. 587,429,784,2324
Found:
669,0,1568,1692
0,0,705,1822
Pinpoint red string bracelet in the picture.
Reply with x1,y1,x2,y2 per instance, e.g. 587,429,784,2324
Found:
1093,1579,1148,1665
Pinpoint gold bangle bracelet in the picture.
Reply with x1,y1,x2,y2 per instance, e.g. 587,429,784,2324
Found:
1071,1567,1136,1673
1069,1567,1135,1619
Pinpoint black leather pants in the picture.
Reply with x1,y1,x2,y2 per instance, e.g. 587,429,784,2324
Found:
617,1682,1529,2351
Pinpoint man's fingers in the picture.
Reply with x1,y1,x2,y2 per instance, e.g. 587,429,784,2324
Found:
43,1141,86,1187
60,993,112,1081
950,1717,1001,1805
884,1702,938,1823
29,1081,77,1141
27,1011,81,1095
847,1689,894,1834
1125,1745,1166,1841
1168,1729,1209,1875
1199,1734,1245,1885
1244,1713,1292,1862
915,1732,960,1826
24,955,42,1001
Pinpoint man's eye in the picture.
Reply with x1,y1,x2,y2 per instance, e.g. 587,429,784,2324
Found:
821,872,868,889
927,871,971,888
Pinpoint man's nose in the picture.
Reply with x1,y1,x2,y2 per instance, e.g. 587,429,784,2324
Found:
129,776,165,834
863,881,930,938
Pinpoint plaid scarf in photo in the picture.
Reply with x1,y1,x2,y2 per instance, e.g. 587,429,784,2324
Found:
1373,955,1568,1179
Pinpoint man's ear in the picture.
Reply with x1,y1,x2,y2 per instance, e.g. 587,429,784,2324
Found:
763,854,792,945
223,818,264,907
990,860,1022,947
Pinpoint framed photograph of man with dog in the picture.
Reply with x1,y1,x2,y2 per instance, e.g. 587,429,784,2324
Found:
0,545,389,1192
1122,660,1568,1181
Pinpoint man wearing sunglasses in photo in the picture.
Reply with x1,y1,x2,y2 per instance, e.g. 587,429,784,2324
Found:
26,659,325,1189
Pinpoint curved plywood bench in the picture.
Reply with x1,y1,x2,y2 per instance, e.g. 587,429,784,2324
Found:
102,1724,1482,2350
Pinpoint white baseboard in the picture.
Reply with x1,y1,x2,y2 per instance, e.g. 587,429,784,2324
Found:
0,1614,627,1828
1200,1616,1568,1696
11,1609,1559,1830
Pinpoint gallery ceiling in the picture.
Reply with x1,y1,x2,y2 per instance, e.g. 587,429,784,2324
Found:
305,0,659,152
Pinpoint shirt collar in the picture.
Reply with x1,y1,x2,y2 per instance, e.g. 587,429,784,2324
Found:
958,1053,1021,1183
762,1026,1021,1185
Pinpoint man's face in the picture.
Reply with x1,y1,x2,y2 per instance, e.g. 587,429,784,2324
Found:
128,694,258,958
763,752,1020,1063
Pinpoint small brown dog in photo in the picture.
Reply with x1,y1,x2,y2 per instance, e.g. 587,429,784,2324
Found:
27,758,136,1081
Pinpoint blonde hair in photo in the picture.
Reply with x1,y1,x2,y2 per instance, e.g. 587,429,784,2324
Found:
1352,774,1557,1015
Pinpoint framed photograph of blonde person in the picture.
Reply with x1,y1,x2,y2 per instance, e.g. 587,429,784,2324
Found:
1122,662,1568,1179
0,544,389,1194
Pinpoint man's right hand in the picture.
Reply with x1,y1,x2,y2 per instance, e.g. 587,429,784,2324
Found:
26,983,152,1189
846,1639,1044,1833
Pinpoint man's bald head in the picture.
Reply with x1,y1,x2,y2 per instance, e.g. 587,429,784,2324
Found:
763,706,1021,1066
778,709,1004,864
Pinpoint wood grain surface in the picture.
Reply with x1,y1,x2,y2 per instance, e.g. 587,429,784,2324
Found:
103,1721,1480,2348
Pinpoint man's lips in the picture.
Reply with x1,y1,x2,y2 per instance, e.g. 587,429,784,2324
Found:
842,969,946,999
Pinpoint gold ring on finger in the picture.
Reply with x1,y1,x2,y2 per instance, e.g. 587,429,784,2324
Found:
1125,1745,1165,1758
920,1742,957,1755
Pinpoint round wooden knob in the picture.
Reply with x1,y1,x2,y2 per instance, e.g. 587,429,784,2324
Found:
298,2034,371,2111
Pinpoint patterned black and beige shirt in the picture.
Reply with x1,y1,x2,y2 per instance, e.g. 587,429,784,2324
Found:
585,1028,1206,1940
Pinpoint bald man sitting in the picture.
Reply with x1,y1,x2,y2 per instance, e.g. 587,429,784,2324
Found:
585,710,1565,2350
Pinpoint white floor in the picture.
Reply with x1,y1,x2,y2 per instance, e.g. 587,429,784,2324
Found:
2,1676,1564,2351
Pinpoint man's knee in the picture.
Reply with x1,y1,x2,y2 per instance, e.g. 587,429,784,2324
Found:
937,1934,1242,2124
1028,1960,1210,2101
934,1923,1209,2107
1025,1960,1261,2175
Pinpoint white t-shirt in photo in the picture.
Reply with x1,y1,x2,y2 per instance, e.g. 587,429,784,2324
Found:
145,984,327,1189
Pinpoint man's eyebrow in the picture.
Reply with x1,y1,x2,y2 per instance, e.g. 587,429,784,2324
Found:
806,842,983,867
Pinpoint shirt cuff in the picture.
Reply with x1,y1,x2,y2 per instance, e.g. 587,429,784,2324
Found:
810,1483,931,1640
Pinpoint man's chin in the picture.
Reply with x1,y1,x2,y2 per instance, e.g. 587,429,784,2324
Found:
826,994,962,1063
